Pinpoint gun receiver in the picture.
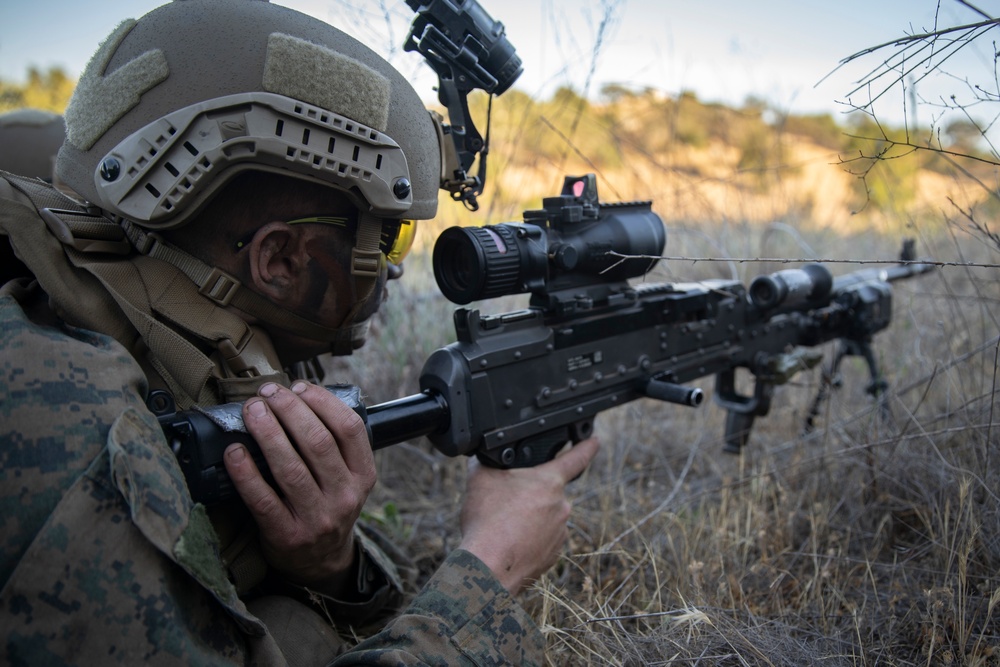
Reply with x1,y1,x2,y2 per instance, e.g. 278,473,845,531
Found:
161,175,934,504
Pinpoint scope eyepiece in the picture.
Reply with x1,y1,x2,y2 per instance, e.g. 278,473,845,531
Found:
433,224,545,304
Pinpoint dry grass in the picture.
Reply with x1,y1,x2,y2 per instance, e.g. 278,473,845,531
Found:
321,92,1000,662
329,218,1000,665
324,217,1000,665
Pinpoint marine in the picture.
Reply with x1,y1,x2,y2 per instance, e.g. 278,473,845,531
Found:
0,1,599,664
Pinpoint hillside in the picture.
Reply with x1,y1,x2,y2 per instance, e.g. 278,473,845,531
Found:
426,88,996,248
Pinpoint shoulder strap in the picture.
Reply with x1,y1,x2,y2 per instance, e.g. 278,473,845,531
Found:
3,174,287,406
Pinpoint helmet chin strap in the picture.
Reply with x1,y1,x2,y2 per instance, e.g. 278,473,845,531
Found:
333,210,383,352
121,212,384,362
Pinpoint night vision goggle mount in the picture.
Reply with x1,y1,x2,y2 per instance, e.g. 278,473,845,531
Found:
405,0,523,211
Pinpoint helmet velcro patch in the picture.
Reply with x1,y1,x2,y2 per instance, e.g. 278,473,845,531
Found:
64,19,169,151
262,33,391,133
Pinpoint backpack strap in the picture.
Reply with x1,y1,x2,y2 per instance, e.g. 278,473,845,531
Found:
3,174,288,406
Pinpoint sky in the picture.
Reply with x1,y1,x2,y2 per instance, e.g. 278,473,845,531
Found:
1,0,996,132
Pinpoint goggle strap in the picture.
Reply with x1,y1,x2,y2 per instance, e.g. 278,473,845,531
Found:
355,211,382,260
348,210,383,309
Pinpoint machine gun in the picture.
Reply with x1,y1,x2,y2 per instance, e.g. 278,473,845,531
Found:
160,174,934,504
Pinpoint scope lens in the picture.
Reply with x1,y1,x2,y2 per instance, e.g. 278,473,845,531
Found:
449,241,481,294
748,276,781,309
434,229,484,304
433,225,525,304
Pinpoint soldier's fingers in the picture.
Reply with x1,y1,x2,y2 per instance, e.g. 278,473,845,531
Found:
244,390,325,505
224,442,290,530
289,382,374,478
259,384,349,480
547,436,601,483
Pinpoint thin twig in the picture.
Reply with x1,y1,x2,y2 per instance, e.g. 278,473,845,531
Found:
607,252,1000,270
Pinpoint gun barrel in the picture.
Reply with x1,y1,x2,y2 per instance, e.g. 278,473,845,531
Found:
368,391,450,449
832,261,936,294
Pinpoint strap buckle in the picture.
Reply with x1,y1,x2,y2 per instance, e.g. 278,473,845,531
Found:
218,335,261,379
40,208,133,255
351,248,382,279
119,218,161,255
199,267,241,306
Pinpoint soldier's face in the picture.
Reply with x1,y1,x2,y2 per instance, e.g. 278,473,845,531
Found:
234,181,395,361
295,221,388,329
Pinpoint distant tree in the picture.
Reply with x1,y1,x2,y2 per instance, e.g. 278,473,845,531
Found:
0,66,75,114
782,113,845,150
741,95,768,117
599,82,637,103
830,1,1000,228
673,90,709,147
551,85,587,110
943,118,983,153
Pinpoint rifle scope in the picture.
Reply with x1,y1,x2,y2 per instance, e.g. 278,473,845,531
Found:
432,175,666,304
748,264,833,311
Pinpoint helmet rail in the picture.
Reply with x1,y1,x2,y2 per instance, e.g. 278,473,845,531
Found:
95,92,412,230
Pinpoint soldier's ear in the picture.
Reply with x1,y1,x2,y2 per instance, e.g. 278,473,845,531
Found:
247,221,309,302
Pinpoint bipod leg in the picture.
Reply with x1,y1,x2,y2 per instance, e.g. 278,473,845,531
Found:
854,338,894,428
803,341,849,434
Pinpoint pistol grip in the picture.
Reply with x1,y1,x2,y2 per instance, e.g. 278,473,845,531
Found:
723,411,756,454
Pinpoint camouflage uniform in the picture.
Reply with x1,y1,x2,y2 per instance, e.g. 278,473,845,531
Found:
0,174,545,664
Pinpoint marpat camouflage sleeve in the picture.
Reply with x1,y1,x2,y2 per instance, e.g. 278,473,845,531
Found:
331,549,545,666
0,282,273,665
1,279,547,666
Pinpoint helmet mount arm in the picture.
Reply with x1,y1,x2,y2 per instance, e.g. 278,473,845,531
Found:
404,0,522,212
435,71,488,212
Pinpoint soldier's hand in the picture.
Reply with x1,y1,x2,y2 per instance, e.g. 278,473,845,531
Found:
223,381,375,593
458,437,600,595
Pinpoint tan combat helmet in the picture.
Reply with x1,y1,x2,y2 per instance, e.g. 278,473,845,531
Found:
57,0,440,229
0,109,66,181
53,0,443,364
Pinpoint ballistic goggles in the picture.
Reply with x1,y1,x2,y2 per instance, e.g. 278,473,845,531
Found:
233,214,417,265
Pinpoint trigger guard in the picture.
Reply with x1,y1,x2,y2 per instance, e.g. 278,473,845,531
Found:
476,419,593,469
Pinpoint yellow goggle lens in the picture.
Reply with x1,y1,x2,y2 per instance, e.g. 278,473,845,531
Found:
281,215,416,265
383,219,417,265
